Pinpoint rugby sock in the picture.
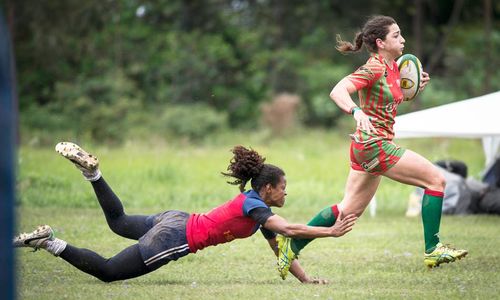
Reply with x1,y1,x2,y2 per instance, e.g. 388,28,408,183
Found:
45,238,68,256
290,204,339,254
83,169,102,182
421,189,443,253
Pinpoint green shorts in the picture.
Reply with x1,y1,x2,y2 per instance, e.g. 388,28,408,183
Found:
349,138,405,175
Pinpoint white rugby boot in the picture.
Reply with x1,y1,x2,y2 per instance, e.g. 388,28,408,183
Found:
55,142,101,181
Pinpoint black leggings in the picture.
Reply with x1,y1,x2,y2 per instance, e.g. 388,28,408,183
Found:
59,177,159,282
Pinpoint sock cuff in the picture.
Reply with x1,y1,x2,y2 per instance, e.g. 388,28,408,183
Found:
46,238,68,256
84,169,102,182
331,204,339,219
424,189,444,198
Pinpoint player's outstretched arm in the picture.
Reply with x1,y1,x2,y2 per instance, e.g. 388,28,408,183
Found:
263,213,357,239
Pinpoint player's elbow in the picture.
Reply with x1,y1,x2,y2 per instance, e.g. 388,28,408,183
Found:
329,89,339,101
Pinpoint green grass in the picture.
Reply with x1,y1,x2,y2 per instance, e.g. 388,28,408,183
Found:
15,130,500,299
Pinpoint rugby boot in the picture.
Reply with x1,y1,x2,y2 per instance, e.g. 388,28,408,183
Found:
55,142,100,180
277,235,297,280
13,225,54,251
424,242,468,268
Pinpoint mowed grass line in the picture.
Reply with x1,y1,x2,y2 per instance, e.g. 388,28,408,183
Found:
15,131,499,299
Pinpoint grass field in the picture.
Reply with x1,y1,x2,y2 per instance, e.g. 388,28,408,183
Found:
15,130,500,299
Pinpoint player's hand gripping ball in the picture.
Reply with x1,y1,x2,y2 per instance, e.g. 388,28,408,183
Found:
397,54,423,101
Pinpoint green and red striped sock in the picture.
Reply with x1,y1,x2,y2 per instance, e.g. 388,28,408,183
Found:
421,189,443,253
290,204,339,254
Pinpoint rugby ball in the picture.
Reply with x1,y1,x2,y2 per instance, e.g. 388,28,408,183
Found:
397,54,423,101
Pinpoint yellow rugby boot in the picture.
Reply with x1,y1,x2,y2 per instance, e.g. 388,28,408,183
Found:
424,243,468,268
277,235,297,280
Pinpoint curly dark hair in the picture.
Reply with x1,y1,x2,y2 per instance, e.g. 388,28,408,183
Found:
222,145,285,192
336,15,396,54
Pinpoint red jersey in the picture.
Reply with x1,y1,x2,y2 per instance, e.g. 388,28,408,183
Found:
186,190,269,253
347,53,404,142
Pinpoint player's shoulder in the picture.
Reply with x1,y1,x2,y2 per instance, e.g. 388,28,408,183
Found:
244,195,267,207
242,190,267,205
360,55,386,78
349,55,385,83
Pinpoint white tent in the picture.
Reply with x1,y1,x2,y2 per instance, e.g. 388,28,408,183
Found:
394,91,500,166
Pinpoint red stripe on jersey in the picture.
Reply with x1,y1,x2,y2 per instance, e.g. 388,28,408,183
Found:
348,54,404,142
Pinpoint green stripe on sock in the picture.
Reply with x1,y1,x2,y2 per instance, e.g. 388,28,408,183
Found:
421,191,443,253
291,205,337,254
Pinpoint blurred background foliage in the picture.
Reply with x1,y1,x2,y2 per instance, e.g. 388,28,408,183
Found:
4,0,500,144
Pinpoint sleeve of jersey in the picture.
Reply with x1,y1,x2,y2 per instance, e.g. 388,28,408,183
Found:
248,207,274,225
259,225,277,240
243,198,277,239
242,197,271,216
247,208,277,239
346,59,385,90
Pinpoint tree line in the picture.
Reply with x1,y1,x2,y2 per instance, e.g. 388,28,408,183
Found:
4,0,499,143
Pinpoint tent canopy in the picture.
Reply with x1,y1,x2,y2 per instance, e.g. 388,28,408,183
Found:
394,91,500,166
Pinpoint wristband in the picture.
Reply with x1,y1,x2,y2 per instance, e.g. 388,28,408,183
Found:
350,107,361,115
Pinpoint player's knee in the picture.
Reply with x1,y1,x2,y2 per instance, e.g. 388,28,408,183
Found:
107,217,130,236
97,271,118,283
338,204,364,218
99,277,114,283
351,208,364,217
427,172,446,192
92,263,121,283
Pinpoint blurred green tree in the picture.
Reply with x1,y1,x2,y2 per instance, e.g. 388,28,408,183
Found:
6,0,499,143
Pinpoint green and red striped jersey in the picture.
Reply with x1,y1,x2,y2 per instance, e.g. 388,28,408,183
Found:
347,53,404,142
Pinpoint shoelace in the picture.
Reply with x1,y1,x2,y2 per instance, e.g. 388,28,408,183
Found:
442,244,458,251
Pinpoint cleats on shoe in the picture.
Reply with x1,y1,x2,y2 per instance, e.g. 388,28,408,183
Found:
13,225,54,251
277,235,297,280
55,142,99,175
424,242,468,268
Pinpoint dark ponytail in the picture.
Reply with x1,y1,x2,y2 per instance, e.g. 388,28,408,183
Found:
336,15,396,54
222,146,285,192
335,32,364,53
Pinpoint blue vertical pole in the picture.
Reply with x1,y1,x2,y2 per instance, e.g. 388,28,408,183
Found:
0,6,17,300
